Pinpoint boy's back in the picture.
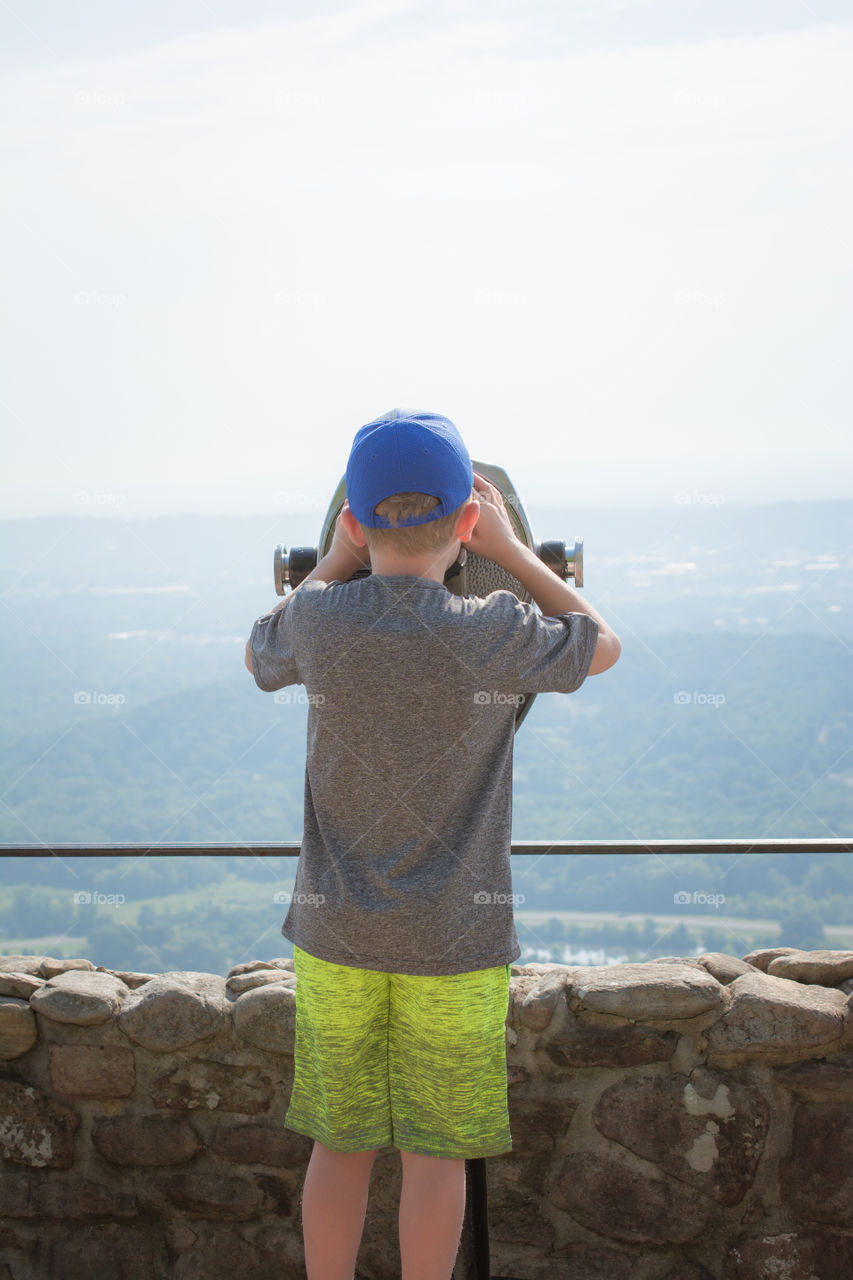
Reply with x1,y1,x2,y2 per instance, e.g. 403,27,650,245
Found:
250,565,599,976
245,409,621,1278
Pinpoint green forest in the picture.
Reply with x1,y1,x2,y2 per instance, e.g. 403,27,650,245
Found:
2,629,851,975
2,503,851,975
0,855,845,977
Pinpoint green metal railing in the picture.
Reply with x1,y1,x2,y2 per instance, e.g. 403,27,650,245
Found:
2,838,851,857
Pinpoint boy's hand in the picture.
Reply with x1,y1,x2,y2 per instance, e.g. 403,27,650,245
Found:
467,472,520,565
330,499,371,571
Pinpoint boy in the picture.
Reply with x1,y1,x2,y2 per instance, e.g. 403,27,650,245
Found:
245,409,621,1280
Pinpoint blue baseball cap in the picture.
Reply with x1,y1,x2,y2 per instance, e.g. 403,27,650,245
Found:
346,408,474,528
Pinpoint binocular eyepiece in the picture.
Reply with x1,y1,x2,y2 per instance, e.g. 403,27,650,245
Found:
273,538,583,595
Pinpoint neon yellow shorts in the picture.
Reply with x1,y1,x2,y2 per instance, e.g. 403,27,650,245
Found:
285,944,513,1159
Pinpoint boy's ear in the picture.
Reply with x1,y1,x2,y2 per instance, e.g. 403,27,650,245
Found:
340,503,367,547
456,497,480,543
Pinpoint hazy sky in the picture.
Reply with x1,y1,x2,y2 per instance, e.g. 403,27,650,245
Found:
2,0,851,517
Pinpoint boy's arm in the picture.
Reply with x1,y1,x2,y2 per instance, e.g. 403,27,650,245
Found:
244,506,369,673
496,541,620,675
468,472,621,677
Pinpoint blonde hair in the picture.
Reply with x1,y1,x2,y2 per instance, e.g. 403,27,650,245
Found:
359,492,468,556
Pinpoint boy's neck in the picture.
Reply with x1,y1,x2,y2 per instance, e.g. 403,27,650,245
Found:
368,541,460,584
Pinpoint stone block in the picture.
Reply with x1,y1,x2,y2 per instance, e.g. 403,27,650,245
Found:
232,981,297,1055
489,1152,551,1195
209,1121,308,1167
506,1095,578,1157
495,1245,634,1279
767,949,853,986
550,1149,716,1244
0,955,52,976
153,1057,276,1113
487,1179,556,1248
97,967,158,989
774,1053,853,1102
541,1009,678,1068
741,946,801,971
39,957,96,978
50,1222,170,1277
0,971,46,999
518,968,571,1031
252,1171,292,1215
226,969,297,997
166,1221,269,1278
705,970,848,1066
0,1077,79,1168
251,1221,310,1280
593,1068,770,1204
92,1114,203,1166
36,1176,138,1218
49,1043,136,1097
29,970,129,1026
0,995,38,1059
227,958,295,977
661,1263,715,1280
779,1102,853,1226
118,971,229,1052
696,953,755,984
0,1173,36,1215
723,1230,853,1278
568,962,724,1021
510,962,561,977
150,1171,264,1220
0,1223,36,1252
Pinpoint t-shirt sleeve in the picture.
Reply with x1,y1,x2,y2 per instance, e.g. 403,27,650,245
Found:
478,590,600,694
248,598,301,692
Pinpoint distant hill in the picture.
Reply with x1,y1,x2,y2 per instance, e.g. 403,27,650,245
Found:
1,505,850,974
2,629,850,845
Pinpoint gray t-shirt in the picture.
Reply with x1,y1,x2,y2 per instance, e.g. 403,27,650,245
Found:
249,572,598,976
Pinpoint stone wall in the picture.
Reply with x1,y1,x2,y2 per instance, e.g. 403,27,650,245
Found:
1,946,853,1280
